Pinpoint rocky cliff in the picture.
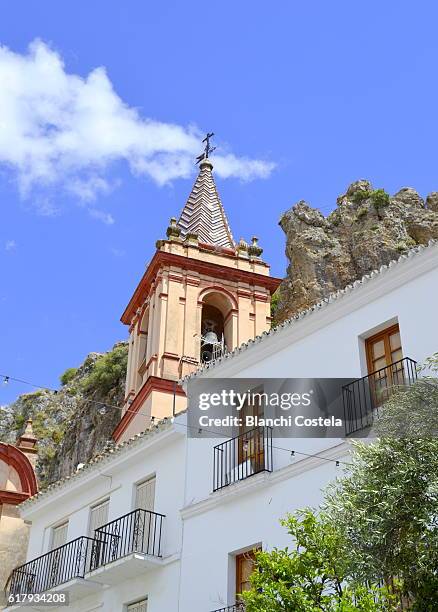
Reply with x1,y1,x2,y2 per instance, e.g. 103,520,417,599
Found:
3,180,438,487
0,342,128,487
275,181,438,323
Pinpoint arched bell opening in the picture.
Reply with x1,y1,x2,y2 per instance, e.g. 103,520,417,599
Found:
200,304,225,363
199,291,234,363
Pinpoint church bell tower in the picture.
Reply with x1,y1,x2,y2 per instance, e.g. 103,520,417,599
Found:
113,149,281,443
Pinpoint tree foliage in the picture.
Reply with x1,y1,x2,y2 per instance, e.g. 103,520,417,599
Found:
323,355,438,609
270,289,281,324
60,367,78,386
325,438,438,610
241,510,395,612
241,355,438,610
80,343,128,395
370,189,390,211
375,353,438,438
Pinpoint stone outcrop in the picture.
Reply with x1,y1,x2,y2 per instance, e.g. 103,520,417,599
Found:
275,181,438,323
0,342,127,487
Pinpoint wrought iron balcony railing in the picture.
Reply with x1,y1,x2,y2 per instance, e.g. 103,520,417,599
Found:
8,536,96,596
211,605,245,612
90,508,165,570
213,426,273,492
342,357,417,436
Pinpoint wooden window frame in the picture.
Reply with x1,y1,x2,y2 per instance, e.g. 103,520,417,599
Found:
238,387,265,468
236,547,261,601
365,323,401,375
365,323,405,408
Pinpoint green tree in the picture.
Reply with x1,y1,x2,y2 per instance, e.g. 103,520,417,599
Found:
324,354,438,610
242,356,438,611
241,510,394,612
375,353,438,438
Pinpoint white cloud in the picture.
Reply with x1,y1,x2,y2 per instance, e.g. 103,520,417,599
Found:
213,154,276,181
0,40,275,221
5,239,17,251
68,175,115,202
88,208,114,225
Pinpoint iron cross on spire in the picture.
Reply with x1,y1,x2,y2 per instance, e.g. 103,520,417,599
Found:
196,132,216,164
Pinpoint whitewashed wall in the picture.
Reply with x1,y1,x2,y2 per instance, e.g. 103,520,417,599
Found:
21,428,186,612
179,246,438,611
15,245,438,612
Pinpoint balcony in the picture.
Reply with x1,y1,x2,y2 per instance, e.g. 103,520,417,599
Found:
87,508,165,583
8,536,102,605
342,357,417,436
7,510,165,605
213,426,273,492
211,606,245,612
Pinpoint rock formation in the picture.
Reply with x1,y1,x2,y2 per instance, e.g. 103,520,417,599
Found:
0,342,127,487
275,181,438,323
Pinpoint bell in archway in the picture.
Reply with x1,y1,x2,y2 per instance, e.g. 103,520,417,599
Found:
203,331,219,345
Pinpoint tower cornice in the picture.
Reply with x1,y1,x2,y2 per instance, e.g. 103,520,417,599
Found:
121,249,281,325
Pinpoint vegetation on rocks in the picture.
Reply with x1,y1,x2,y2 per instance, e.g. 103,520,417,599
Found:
60,367,78,386
270,289,280,323
369,188,390,212
0,342,128,488
79,343,128,395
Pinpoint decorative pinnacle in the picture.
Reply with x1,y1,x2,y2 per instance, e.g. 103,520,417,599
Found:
166,216,182,240
23,418,36,439
248,235,263,258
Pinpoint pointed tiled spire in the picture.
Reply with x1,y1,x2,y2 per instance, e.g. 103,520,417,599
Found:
177,159,235,249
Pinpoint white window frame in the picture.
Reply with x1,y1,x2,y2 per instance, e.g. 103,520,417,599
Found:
88,498,110,537
50,520,69,551
133,475,156,511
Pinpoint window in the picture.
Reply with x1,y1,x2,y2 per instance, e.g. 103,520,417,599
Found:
238,388,265,469
88,499,109,536
51,521,68,550
134,477,156,554
236,548,260,601
48,522,69,587
365,324,404,407
135,477,155,511
127,599,147,612
366,324,403,374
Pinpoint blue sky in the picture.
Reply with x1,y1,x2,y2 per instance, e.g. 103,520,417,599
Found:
1,1,438,404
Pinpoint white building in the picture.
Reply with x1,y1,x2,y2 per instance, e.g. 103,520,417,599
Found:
5,169,438,611
178,238,438,610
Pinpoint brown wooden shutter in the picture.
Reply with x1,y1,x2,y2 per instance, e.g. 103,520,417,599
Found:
366,324,402,374
236,548,260,601
365,324,404,406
